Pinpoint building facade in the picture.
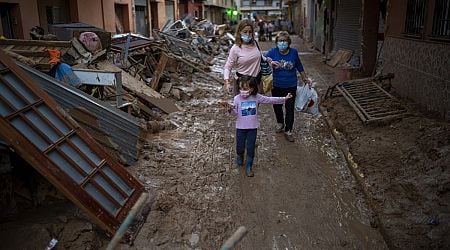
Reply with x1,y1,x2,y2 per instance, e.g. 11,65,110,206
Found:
291,0,449,119
239,0,283,20
0,0,175,39
204,0,234,24
383,0,450,119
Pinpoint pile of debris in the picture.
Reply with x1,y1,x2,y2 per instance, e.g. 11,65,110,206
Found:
0,17,234,244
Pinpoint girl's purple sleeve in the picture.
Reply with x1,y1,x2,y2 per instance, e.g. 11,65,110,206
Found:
256,94,285,104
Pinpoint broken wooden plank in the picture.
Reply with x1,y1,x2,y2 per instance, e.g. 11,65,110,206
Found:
167,52,223,85
0,39,72,47
150,52,168,90
2,49,38,66
123,85,180,114
95,61,179,114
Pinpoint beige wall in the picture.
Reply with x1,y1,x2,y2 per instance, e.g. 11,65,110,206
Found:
75,0,104,28
1,0,40,39
74,0,134,33
157,2,166,30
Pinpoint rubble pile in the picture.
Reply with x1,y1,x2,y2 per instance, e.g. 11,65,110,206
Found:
0,17,234,243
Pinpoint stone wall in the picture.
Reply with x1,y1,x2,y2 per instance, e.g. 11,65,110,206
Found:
382,36,450,120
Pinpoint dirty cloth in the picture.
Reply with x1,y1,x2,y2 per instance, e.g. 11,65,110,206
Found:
79,32,101,52
49,63,81,88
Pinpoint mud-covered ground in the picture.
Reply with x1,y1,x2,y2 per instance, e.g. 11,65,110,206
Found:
125,48,386,249
322,91,450,249
1,36,448,249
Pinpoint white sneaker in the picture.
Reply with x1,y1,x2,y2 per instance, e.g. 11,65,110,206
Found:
275,123,284,133
284,131,294,142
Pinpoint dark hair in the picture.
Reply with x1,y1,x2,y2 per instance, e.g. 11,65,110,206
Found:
234,19,254,47
239,75,259,96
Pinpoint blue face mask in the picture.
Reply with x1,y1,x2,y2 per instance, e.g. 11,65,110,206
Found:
241,34,252,43
277,41,288,51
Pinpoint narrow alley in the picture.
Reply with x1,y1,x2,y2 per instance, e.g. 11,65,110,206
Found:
1,1,449,249
122,36,387,249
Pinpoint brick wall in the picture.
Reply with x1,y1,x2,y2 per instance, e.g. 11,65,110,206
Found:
382,36,450,120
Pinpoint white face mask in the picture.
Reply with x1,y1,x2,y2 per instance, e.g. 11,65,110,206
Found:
239,90,250,98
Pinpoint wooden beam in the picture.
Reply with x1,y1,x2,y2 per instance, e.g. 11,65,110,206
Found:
150,52,168,90
0,39,72,47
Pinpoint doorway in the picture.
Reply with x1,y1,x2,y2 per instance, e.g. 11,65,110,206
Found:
150,2,159,31
0,3,20,39
135,5,149,36
115,3,130,33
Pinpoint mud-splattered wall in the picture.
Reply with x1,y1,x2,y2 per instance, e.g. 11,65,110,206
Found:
382,36,450,120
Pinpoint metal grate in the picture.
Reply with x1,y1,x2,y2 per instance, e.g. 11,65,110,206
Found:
336,80,408,124
432,0,450,37
405,0,426,35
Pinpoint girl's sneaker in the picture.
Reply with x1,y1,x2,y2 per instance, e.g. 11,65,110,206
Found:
246,170,254,177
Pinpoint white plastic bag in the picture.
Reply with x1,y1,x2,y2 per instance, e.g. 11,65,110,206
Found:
295,84,319,115
295,85,313,111
305,88,319,115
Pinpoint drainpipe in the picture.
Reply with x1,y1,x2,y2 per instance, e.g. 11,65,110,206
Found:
131,0,136,33
147,0,152,37
101,0,105,30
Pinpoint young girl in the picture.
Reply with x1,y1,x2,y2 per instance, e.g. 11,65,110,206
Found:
219,76,293,177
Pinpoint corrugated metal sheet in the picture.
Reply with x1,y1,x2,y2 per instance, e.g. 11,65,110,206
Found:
17,63,143,165
0,49,145,234
334,0,362,66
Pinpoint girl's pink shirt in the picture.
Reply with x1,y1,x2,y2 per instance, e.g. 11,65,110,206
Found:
223,43,261,80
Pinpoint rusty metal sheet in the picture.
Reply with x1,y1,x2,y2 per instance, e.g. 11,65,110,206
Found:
0,49,144,234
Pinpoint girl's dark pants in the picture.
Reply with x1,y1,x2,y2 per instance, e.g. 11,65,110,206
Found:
236,128,257,173
272,86,297,132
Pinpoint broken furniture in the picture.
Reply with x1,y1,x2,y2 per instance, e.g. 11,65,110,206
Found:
0,38,98,69
0,49,146,235
50,22,111,51
0,39,72,70
155,30,214,66
72,68,124,108
326,74,408,124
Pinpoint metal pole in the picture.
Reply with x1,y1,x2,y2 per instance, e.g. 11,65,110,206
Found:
106,192,149,250
220,226,248,250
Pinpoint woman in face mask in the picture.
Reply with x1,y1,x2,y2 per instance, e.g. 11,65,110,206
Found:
266,31,311,142
223,19,262,95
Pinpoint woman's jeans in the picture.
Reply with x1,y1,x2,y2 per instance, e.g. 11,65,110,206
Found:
236,128,257,173
272,86,297,132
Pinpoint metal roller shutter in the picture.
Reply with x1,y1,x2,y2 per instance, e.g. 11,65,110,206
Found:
334,0,362,66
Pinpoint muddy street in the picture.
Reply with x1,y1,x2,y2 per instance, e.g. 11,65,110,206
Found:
124,38,387,249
